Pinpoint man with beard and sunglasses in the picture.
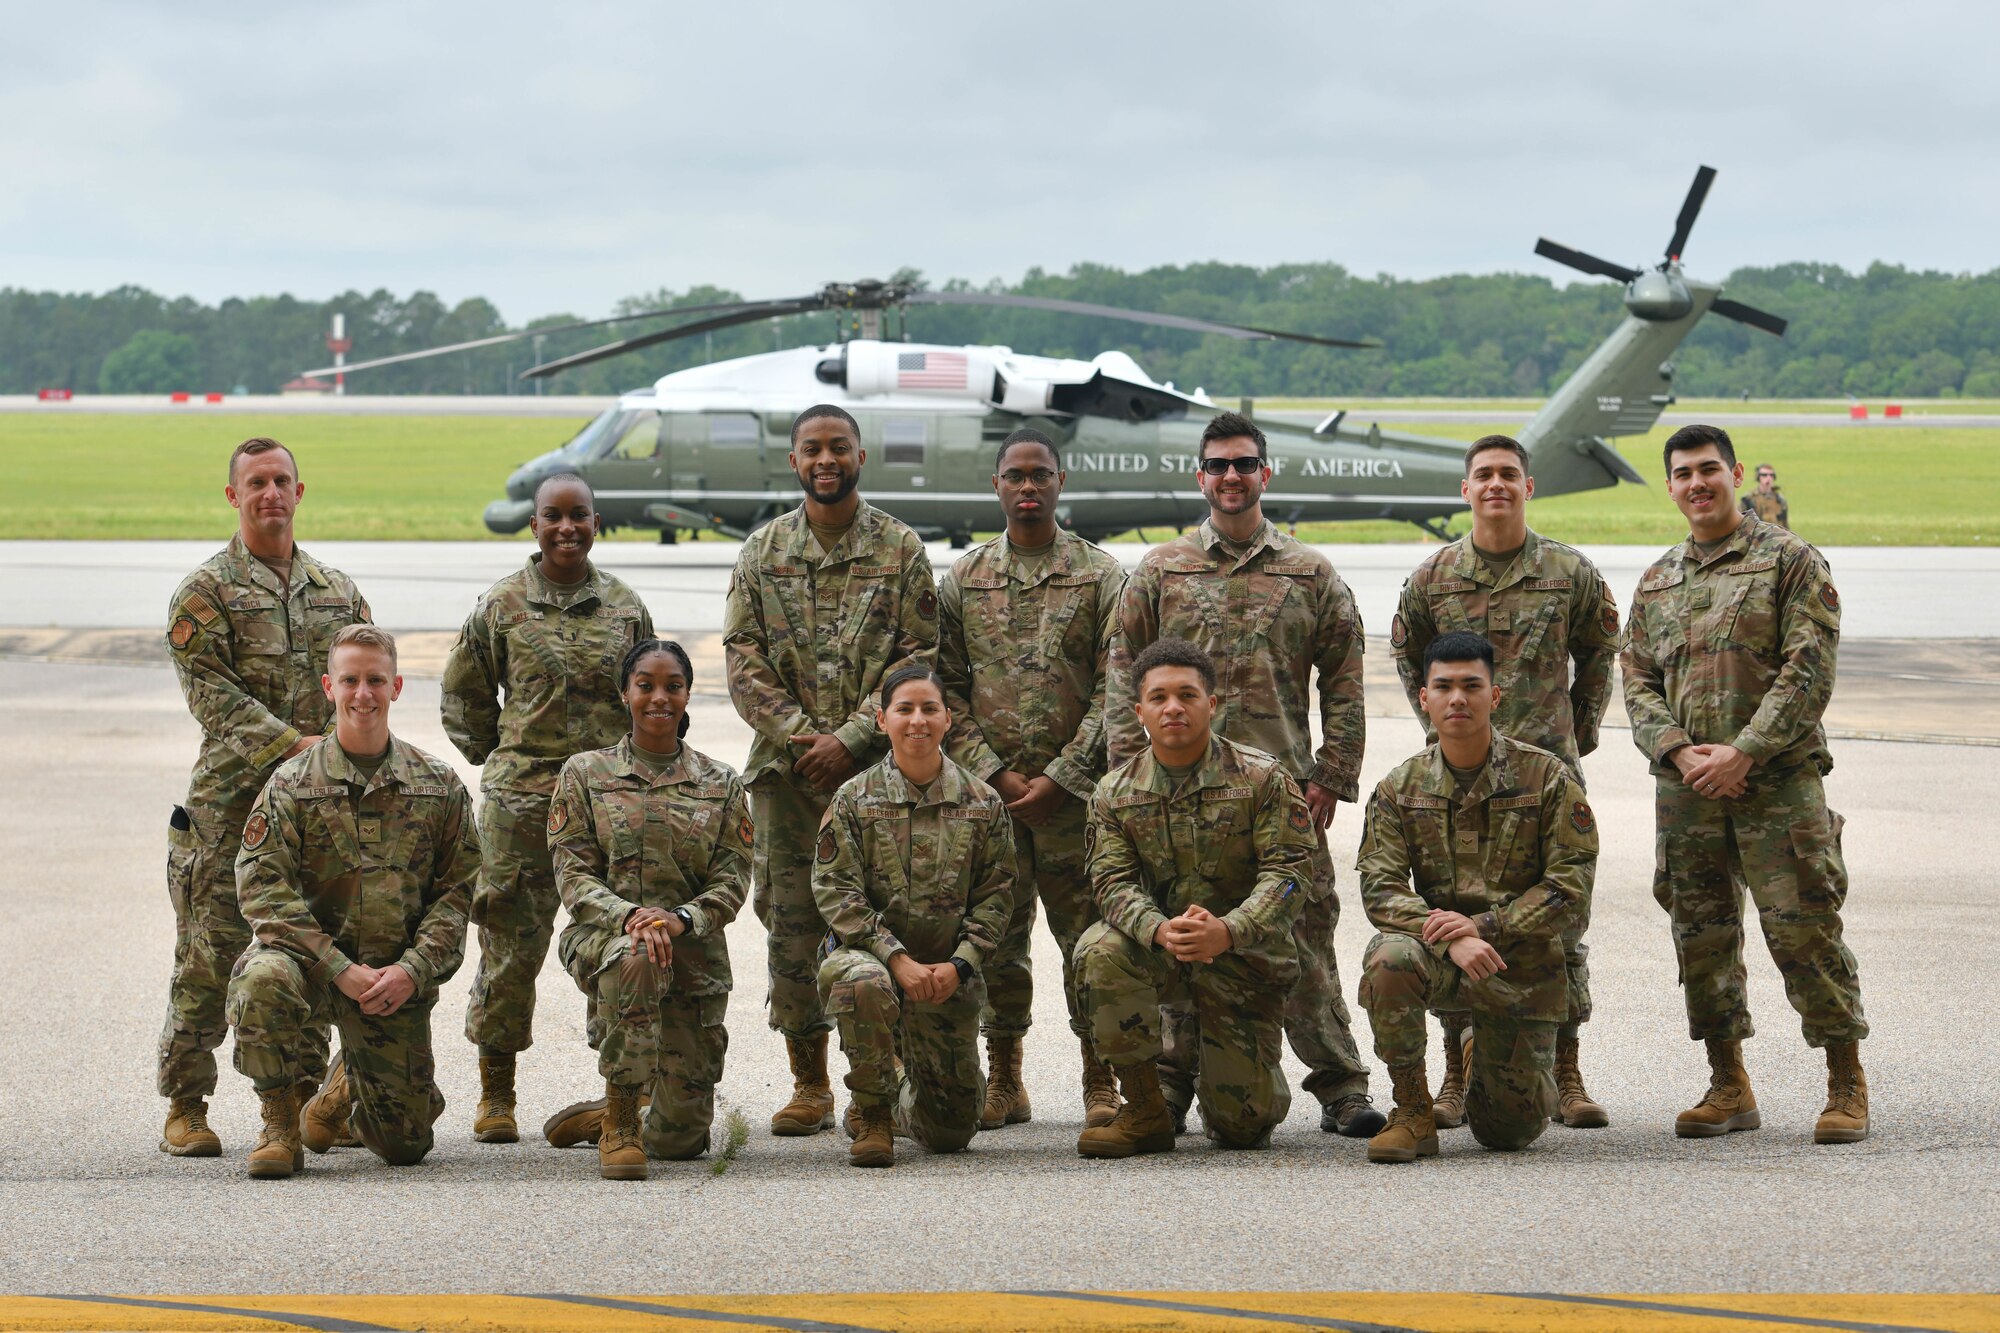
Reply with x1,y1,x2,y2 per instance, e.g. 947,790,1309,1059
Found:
1107,411,1379,1139
723,404,939,1137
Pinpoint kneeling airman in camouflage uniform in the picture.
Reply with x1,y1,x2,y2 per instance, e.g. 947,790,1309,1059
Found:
1076,638,1317,1157
1624,425,1868,1144
812,663,1016,1167
442,473,655,1143
160,436,369,1156
548,640,751,1179
1357,631,1597,1162
228,626,478,1177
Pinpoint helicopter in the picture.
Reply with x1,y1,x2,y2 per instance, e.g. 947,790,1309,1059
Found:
303,166,1785,545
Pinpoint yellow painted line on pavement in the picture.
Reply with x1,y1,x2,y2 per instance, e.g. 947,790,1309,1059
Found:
6,1292,1997,1333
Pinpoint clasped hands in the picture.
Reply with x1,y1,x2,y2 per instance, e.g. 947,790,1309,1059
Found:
1152,903,1233,965
1423,909,1507,982
623,906,685,966
789,733,857,791
991,770,1070,827
889,951,962,1004
1670,742,1752,800
332,961,417,1016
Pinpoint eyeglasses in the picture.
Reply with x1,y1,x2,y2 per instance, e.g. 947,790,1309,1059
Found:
1200,456,1265,476
998,468,1057,486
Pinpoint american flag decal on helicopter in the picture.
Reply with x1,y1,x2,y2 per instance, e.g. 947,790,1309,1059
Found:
897,350,967,389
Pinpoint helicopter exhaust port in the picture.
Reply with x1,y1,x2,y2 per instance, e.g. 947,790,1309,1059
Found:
815,347,848,387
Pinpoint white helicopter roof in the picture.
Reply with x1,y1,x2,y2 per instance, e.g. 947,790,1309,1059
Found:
643,340,1214,417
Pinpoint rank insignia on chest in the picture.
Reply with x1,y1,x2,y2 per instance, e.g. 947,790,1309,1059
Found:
916,588,937,621
816,828,838,864
1570,801,1595,835
357,816,382,844
169,616,198,649
1689,589,1712,609
241,812,269,851
547,803,569,837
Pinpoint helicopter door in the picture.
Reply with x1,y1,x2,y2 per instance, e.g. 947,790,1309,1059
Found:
588,410,667,509
877,416,932,495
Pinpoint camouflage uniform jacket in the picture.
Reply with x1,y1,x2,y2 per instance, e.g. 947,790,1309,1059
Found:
1742,489,1789,529
811,756,1015,972
1390,528,1620,771
724,501,939,786
441,556,655,795
1087,736,1316,968
938,530,1126,800
548,738,751,995
1621,513,1841,777
235,736,478,996
1356,732,1597,1022
167,535,370,818
1109,517,1365,800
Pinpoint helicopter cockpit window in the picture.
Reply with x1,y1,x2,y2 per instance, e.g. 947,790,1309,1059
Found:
881,417,927,466
561,406,628,459
707,414,760,445
608,412,664,461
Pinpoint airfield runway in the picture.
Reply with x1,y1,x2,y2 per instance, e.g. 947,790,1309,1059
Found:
0,540,1995,1311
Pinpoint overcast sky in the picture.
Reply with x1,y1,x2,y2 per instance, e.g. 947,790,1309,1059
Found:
5,1,1994,323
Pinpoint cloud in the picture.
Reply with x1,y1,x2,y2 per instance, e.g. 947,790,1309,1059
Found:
5,0,1996,321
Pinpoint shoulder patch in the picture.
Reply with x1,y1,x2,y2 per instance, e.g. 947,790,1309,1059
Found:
1819,583,1840,612
1601,601,1619,635
1288,803,1311,833
916,587,938,621
738,813,755,847
547,802,569,837
241,811,269,851
169,616,198,649
1084,820,1097,860
1390,613,1408,649
816,827,838,864
1569,800,1595,835
182,592,220,625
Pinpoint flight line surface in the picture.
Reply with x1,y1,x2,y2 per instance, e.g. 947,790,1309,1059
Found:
0,648,1994,1297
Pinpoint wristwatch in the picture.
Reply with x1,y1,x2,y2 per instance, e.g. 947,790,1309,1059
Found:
949,957,974,986
671,907,695,934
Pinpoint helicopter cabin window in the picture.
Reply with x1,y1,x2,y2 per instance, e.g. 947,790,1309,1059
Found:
707,414,760,445
608,412,664,461
881,417,927,467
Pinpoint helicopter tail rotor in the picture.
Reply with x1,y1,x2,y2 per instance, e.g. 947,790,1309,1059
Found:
1532,238,1640,284
1664,164,1717,263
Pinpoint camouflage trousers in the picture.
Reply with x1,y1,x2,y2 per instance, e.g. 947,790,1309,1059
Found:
1076,920,1294,1149
159,803,327,1099
1654,767,1866,1048
982,797,1096,1040
1161,838,1369,1111
1359,932,1557,1152
227,945,443,1166
465,786,594,1054
751,774,834,1040
819,947,985,1153
560,922,729,1160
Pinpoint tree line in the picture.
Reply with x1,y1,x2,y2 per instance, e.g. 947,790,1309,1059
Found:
4,260,1996,400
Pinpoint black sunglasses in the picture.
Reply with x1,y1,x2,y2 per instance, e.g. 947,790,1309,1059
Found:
1199,456,1264,476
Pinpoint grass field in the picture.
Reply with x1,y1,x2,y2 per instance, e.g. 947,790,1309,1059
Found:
2,412,1994,545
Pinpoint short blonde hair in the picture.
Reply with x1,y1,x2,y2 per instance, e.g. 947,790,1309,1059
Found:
327,623,398,671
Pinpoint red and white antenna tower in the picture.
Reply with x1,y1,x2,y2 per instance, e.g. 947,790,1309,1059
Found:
325,313,352,396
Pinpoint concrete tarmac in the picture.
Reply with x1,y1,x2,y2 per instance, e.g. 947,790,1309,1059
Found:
0,656,1992,1296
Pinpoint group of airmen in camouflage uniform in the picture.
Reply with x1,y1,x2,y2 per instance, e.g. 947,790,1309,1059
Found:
153,405,1868,1179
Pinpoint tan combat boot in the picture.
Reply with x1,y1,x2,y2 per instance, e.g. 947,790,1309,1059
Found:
597,1082,648,1180
979,1034,1032,1130
849,1104,895,1168
1368,1060,1439,1164
1814,1041,1869,1144
160,1097,222,1157
247,1085,302,1179
770,1034,835,1136
1431,1022,1469,1130
472,1053,519,1143
544,1087,651,1148
1676,1037,1760,1137
1076,1060,1176,1159
1080,1037,1120,1129
301,1052,362,1153
1555,1028,1609,1129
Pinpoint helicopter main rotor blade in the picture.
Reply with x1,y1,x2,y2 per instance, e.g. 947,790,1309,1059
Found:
1709,296,1788,337
295,299,768,378
907,290,1378,349
519,299,821,379
1665,165,1718,262
1533,238,1640,284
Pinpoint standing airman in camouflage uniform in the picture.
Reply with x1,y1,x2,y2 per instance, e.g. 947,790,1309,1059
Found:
1390,434,1620,1129
1740,463,1790,529
549,640,750,1178
442,473,654,1143
813,663,1015,1167
939,427,1126,1131
1624,424,1868,1144
1078,639,1317,1157
158,437,369,1156
725,405,938,1137
228,626,478,1177
1357,631,1598,1163
1108,411,1378,1138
